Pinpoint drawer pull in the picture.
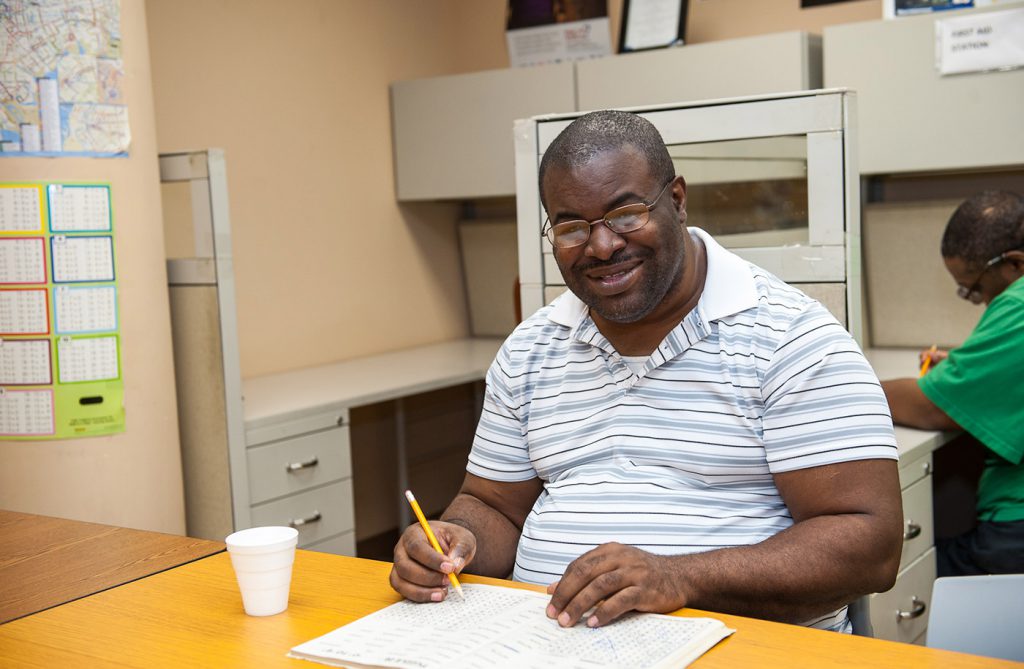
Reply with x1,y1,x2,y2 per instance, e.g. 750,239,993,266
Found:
923,461,932,476
289,511,322,527
903,521,922,541
285,456,319,472
896,596,926,621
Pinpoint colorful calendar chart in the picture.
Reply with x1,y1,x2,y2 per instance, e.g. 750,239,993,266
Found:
0,182,124,439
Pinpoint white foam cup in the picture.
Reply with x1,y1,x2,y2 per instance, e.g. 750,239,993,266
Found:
224,526,299,616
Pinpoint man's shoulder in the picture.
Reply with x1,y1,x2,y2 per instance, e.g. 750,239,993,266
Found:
497,300,573,367
729,263,826,327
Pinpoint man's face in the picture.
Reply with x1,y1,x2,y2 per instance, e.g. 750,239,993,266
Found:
541,146,687,323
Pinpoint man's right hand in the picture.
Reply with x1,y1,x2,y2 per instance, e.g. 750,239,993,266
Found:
919,347,948,367
389,520,476,602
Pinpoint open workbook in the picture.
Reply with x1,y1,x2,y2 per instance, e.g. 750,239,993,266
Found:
289,583,734,669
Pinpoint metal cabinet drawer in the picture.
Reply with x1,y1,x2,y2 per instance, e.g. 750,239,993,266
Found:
250,479,355,547
898,452,932,490
246,426,351,505
304,531,356,557
868,547,936,643
900,476,934,571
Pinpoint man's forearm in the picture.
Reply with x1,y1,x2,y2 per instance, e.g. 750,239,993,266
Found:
666,512,900,623
441,493,521,578
882,378,959,430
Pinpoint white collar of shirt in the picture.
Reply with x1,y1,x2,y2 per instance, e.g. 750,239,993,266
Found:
546,226,759,329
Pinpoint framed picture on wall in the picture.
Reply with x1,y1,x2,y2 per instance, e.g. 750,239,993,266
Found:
619,0,688,52
506,0,612,67
801,0,860,7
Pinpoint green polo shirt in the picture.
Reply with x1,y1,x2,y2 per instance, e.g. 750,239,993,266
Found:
919,276,1024,522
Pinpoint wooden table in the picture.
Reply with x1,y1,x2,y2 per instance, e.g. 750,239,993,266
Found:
0,550,1016,667
0,510,224,624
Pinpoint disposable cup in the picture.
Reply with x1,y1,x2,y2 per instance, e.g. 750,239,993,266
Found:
225,526,298,616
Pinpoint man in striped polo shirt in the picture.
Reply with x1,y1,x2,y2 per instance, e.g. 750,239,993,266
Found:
391,110,903,633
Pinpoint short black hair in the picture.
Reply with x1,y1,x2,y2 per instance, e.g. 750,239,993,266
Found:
538,110,675,209
941,190,1024,268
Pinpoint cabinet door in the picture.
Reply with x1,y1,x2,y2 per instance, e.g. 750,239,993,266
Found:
824,6,1024,174
577,32,820,111
391,63,575,201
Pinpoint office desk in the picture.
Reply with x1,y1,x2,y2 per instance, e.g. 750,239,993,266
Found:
0,550,1016,667
865,348,961,463
240,337,504,542
243,338,504,429
0,510,224,624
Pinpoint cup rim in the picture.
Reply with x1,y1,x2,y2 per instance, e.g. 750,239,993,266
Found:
225,526,298,554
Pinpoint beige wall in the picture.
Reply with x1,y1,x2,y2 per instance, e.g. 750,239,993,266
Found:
431,0,883,69
145,1,885,379
686,0,881,43
0,1,185,533
146,1,502,378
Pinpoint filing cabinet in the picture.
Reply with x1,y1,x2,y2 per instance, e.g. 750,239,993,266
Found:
244,407,356,555
867,452,936,643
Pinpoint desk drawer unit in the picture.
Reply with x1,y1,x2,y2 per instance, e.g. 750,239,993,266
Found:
246,427,352,505
250,479,356,547
864,451,935,642
868,547,936,643
245,407,356,555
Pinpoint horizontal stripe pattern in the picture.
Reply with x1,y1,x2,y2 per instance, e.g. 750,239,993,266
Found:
468,239,895,634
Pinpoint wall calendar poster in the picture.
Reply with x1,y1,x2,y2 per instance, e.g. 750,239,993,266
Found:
0,182,125,439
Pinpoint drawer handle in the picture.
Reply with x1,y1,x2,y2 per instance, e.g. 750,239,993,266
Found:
923,461,932,476
903,521,922,541
896,596,926,621
285,456,319,472
289,511,322,528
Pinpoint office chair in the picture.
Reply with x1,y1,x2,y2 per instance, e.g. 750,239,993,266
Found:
926,574,1024,661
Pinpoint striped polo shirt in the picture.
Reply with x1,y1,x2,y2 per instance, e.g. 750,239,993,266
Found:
467,227,898,632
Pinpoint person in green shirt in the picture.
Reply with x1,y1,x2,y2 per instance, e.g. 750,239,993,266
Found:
882,190,1024,577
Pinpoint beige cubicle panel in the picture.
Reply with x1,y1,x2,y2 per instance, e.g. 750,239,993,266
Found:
576,31,822,112
168,282,234,540
458,219,519,337
863,200,981,349
825,3,1024,175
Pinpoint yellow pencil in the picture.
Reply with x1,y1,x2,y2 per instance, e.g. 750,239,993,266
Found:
404,490,465,600
919,345,938,378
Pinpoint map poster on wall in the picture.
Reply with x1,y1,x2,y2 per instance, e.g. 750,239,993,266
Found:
0,182,125,439
0,0,130,157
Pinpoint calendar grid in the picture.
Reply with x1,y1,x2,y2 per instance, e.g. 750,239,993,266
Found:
0,181,124,440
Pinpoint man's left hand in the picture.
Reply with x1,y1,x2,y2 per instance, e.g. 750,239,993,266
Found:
545,542,688,627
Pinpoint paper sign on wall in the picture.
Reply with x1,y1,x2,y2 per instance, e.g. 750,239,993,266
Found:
0,182,124,439
936,7,1024,74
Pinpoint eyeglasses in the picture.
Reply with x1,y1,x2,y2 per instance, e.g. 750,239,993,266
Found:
955,248,1019,304
541,179,674,249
